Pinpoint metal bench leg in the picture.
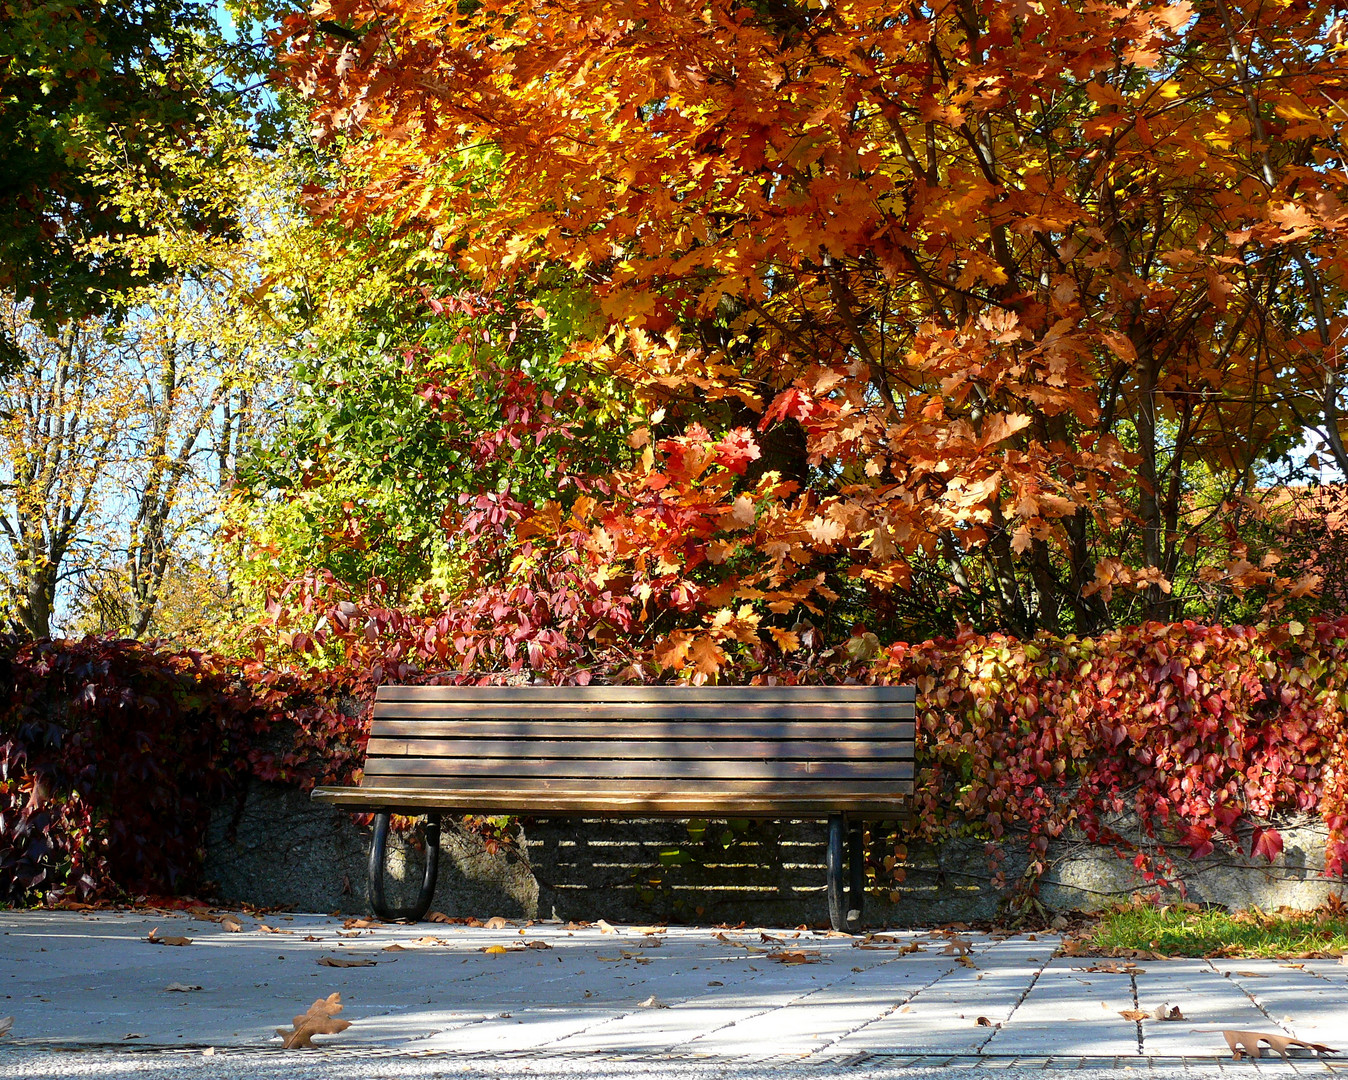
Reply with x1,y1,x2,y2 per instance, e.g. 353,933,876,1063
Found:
368,811,441,922
827,815,866,932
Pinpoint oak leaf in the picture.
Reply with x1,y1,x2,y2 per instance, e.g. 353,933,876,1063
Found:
278,993,352,1049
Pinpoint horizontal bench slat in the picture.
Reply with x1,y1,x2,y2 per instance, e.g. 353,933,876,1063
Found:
362,756,914,781
369,717,916,744
369,720,916,741
373,702,915,721
376,685,916,704
313,784,913,816
357,774,912,792
364,737,913,761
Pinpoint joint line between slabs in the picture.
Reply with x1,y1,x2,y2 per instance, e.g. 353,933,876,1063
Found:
974,948,1050,1054
1205,956,1299,1039
805,948,968,1057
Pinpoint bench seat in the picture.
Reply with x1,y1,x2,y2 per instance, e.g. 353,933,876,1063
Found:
312,684,916,929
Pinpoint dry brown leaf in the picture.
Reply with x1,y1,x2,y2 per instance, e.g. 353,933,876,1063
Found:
1119,1010,1148,1022
565,921,591,930
316,956,376,968
1151,1005,1184,1021
0,1016,13,1038
761,932,785,944
596,919,617,934
278,992,352,1049
427,911,454,923
942,937,972,956
976,1017,999,1028
631,926,666,936
957,955,976,968
1221,1029,1338,1060
220,916,243,933
165,983,202,992
770,949,821,965
484,916,509,930
638,995,669,1008
342,918,379,930
1231,970,1267,978
524,940,553,950
414,936,443,946
1082,961,1144,974
257,924,292,935
382,944,407,952
147,928,192,947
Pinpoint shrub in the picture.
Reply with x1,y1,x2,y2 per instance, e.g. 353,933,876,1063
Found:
0,636,282,903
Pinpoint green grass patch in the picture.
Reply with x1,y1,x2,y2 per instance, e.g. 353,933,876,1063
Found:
1085,904,1348,958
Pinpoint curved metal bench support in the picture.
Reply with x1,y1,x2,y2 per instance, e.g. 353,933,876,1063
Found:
368,811,441,922
826,814,866,932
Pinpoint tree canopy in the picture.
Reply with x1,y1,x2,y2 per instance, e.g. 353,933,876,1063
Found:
0,0,256,348
269,0,1347,658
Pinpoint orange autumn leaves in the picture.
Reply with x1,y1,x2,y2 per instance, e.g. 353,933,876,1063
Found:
279,0,1348,653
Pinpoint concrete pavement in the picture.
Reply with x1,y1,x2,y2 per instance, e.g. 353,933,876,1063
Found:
1,909,1346,1075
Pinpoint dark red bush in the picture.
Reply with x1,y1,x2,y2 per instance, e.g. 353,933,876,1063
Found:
0,636,283,904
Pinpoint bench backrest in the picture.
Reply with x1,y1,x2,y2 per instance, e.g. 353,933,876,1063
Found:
361,685,916,816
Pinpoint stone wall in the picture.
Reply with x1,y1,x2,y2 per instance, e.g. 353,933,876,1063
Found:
204,778,1346,923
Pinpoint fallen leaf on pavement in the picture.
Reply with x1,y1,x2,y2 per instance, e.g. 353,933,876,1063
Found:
1119,1010,1148,1022
147,928,192,946
481,945,509,955
638,995,669,1008
596,919,617,934
1221,1030,1338,1060
414,936,443,946
165,983,202,992
427,912,454,923
1153,1005,1184,1021
1229,971,1267,978
1082,962,1144,974
484,916,509,930
316,957,376,967
0,1017,12,1037
770,949,821,965
278,993,351,1049
220,916,244,933
957,955,976,969
631,926,666,936
342,918,379,930
942,937,972,956
382,944,406,952
976,1017,998,1028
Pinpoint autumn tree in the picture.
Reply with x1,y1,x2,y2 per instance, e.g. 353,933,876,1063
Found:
275,0,1346,665
0,0,271,361
0,301,133,637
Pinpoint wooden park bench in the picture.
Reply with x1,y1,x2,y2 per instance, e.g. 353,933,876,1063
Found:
311,684,916,930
